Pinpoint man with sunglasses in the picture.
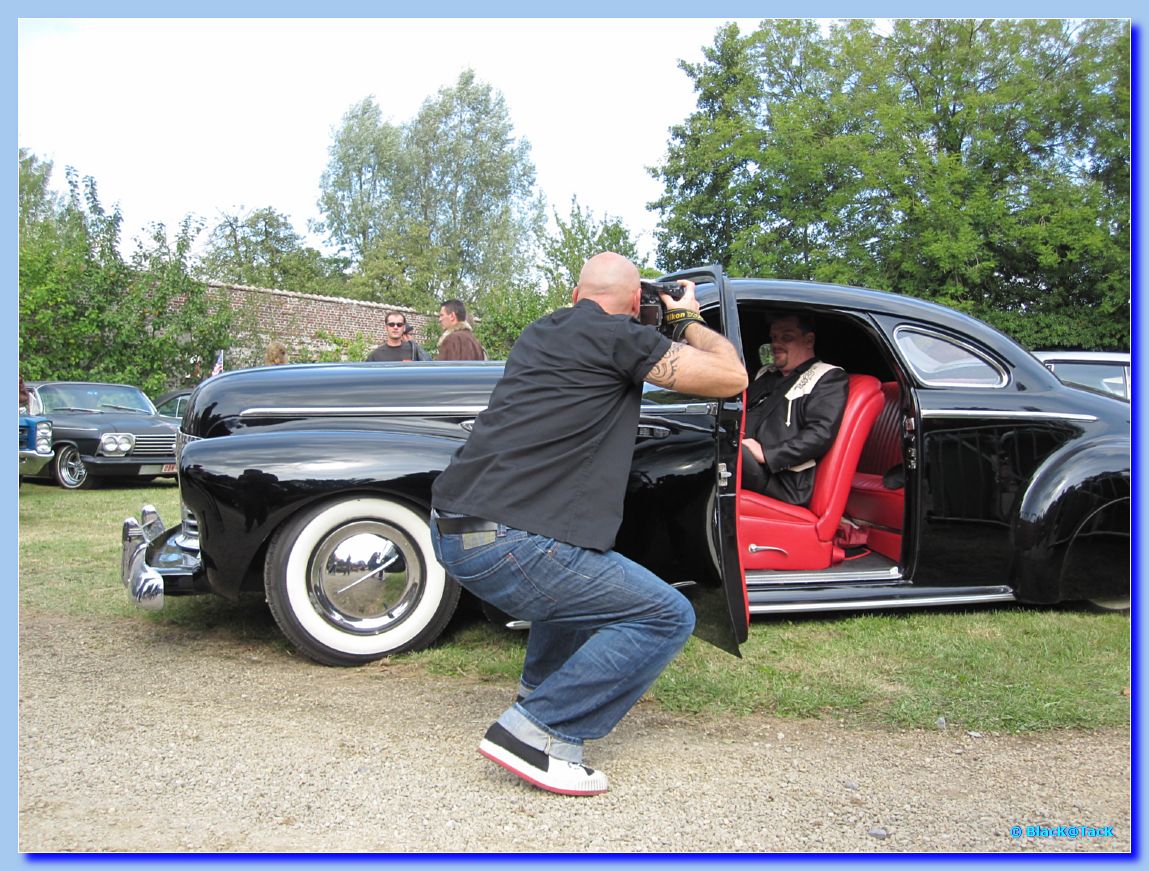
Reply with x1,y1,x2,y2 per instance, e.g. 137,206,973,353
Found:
367,312,431,362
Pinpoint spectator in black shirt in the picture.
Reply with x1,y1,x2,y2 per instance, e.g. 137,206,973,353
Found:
430,252,747,796
367,312,431,362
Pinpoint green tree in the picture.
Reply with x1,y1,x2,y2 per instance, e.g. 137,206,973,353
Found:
18,153,240,394
472,281,553,360
19,148,58,239
651,19,1130,350
539,196,645,302
317,98,405,262
119,218,245,393
402,70,545,309
199,206,350,296
651,22,766,270
318,71,545,314
19,165,134,383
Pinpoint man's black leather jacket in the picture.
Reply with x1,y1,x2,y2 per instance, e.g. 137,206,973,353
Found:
744,357,849,504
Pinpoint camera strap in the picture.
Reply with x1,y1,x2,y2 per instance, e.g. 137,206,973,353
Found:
660,309,707,342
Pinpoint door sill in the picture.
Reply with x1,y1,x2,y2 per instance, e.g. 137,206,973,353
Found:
747,584,1016,614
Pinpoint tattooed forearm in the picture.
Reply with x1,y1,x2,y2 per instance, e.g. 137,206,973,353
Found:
647,344,683,389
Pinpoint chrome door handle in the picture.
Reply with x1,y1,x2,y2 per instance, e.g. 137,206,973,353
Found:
749,544,788,555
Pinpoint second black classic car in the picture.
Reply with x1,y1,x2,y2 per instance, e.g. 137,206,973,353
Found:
122,267,1131,666
26,381,179,490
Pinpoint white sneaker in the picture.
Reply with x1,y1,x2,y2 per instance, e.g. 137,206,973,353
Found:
478,723,609,796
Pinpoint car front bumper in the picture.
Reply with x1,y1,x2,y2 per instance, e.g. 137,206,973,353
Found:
121,505,204,609
19,449,53,477
89,456,178,477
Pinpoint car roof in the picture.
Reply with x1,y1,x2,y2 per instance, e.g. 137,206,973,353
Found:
1032,350,1130,364
29,380,143,390
154,387,193,404
723,277,1010,334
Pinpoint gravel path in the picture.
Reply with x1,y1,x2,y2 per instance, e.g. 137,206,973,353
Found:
18,613,1131,854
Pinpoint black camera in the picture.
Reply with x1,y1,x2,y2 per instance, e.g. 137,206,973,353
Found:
639,280,686,327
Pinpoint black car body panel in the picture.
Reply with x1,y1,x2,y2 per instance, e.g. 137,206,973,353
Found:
180,428,458,597
121,274,1130,665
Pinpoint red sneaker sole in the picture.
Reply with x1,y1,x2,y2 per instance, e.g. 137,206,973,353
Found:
478,746,608,796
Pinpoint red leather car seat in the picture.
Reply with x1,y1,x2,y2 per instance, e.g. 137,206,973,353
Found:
846,381,905,561
737,373,884,571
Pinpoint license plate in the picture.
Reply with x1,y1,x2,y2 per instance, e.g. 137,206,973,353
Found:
162,463,177,474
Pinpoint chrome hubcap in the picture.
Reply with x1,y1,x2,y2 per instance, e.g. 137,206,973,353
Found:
308,520,423,635
59,447,87,487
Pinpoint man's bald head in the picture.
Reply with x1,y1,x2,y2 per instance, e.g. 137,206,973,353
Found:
573,252,641,315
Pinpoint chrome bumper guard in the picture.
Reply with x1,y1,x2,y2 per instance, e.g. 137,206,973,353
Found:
121,505,202,610
19,448,53,477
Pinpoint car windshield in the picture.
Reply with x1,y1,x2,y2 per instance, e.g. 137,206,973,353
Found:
38,384,155,414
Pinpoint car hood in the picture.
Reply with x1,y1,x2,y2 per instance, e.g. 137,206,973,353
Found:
43,410,178,435
186,362,507,438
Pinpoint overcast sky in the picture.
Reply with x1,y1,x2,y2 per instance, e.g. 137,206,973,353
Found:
18,17,769,265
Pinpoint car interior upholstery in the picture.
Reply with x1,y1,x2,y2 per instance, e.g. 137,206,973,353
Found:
731,305,907,572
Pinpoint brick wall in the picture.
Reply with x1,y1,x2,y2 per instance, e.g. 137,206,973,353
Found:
209,282,436,366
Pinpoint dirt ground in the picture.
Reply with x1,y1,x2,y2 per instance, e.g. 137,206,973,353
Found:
17,611,1132,854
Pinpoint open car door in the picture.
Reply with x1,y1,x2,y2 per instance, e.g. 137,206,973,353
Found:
659,265,748,656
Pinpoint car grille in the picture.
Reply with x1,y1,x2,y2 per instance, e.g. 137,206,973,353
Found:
131,432,177,457
176,430,200,463
18,424,28,448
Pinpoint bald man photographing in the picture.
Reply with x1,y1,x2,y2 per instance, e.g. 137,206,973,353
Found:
431,252,747,795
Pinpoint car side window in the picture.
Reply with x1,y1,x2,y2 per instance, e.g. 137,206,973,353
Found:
895,327,1006,388
157,396,184,416
1050,362,1128,398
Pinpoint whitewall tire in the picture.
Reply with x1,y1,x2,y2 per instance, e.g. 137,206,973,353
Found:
264,496,460,666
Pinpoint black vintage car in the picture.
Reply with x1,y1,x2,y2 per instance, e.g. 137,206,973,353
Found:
26,381,179,490
121,267,1131,666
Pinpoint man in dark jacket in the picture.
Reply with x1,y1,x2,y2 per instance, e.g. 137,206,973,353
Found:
741,313,848,505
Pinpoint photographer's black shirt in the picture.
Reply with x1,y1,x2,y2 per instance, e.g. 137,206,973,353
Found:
431,298,671,551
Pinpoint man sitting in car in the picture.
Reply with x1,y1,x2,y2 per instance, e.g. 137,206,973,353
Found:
741,313,849,505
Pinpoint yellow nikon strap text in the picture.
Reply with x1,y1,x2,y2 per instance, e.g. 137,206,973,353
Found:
661,309,707,342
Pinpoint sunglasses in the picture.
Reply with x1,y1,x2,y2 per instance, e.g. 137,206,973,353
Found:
386,322,406,328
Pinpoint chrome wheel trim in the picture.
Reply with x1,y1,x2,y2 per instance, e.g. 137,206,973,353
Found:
56,445,88,488
306,519,423,635
275,497,452,660
1087,594,1131,612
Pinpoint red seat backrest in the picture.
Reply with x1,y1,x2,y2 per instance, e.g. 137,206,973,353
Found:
808,374,884,541
857,381,902,475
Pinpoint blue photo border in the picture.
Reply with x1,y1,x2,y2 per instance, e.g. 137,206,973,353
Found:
5,3,1143,867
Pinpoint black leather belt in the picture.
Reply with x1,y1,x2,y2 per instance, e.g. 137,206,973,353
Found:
433,512,500,535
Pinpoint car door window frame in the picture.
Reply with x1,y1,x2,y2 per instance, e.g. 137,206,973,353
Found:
894,325,1008,389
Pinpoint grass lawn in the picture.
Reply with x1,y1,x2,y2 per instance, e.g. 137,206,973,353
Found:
18,479,1131,733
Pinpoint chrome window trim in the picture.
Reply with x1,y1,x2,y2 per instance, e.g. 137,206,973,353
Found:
894,325,1009,389
640,402,714,414
920,408,1098,422
239,405,490,419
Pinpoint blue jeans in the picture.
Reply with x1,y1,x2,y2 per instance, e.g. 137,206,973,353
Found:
431,517,695,764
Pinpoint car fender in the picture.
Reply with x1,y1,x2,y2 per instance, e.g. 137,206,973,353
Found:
179,428,464,599
1012,434,1130,603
